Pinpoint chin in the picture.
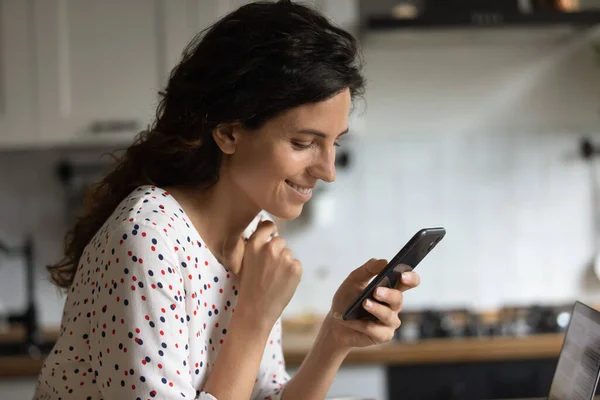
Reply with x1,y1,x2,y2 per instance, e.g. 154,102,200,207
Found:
266,204,305,220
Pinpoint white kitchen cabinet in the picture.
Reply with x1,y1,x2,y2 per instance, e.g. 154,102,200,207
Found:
0,0,364,149
162,0,231,76
30,0,250,148
32,0,166,147
319,0,360,35
0,0,37,148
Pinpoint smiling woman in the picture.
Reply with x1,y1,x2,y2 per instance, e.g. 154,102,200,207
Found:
34,1,420,400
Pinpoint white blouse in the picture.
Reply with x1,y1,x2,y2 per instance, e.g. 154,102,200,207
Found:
34,185,290,399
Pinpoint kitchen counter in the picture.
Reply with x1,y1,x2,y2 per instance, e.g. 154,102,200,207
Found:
282,332,565,366
0,325,566,378
0,325,59,378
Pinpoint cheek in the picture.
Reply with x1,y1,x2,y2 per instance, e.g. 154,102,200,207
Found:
231,146,310,190
248,143,311,175
273,150,309,177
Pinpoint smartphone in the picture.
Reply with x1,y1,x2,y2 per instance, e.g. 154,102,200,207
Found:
342,227,446,321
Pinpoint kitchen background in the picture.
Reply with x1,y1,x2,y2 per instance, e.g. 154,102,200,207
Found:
3,0,600,399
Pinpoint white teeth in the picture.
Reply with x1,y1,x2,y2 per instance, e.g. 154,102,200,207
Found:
286,180,311,194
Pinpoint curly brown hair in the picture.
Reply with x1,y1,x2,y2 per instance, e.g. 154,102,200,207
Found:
47,0,365,289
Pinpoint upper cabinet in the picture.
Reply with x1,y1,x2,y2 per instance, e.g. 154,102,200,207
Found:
319,0,359,35
29,0,246,148
32,0,167,147
0,0,37,148
162,1,231,78
0,0,363,150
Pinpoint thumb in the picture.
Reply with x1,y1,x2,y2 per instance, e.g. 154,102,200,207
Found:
348,258,388,283
225,235,247,276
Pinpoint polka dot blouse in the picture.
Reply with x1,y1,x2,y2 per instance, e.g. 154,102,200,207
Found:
34,185,290,399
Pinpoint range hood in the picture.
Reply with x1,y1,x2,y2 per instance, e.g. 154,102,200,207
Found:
360,0,600,30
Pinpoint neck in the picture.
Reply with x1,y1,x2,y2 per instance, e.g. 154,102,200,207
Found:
166,178,261,274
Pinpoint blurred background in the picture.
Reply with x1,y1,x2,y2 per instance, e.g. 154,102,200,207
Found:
2,0,600,399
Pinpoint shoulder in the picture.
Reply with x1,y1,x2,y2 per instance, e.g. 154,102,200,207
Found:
110,185,193,236
97,185,188,254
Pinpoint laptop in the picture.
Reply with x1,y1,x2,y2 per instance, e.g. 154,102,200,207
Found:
548,301,600,400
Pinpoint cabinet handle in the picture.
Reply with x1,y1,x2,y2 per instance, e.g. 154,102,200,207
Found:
88,119,141,134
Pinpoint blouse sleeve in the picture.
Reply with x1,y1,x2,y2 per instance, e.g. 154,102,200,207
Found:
197,320,291,400
88,221,201,399
253,317,291,400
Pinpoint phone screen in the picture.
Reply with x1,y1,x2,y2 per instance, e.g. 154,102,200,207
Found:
342,227,445,320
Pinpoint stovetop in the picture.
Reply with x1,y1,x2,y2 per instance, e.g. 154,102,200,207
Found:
394,303,575,342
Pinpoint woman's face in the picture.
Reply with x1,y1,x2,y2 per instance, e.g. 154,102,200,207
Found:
224,88,352,219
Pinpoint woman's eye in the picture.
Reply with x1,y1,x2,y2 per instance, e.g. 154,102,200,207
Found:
291,141,312,149
291,140,341,149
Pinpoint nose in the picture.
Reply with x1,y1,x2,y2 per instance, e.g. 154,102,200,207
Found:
309,147,336,183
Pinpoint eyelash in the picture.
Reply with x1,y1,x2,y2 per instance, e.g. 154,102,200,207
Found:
291,141,341,150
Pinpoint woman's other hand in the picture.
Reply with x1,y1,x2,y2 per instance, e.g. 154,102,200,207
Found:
236,220,302,330
327,258,420,349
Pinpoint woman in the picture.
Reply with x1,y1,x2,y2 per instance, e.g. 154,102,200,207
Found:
34,1,420,399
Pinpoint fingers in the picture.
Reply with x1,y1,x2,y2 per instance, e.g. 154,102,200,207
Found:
348,258,388,283
227,235,247,275
335,313,399,344
248,220,277,247
397,271,420,292
373,287,403,313
363,297,400,327
265,236,287,256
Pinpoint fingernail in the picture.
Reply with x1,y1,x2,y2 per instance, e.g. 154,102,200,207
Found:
333,312,342,320
401,272,412,283
364,299,373,308
375,287,385,298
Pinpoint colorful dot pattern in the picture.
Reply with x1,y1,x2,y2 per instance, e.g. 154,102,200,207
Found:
34,185,289,399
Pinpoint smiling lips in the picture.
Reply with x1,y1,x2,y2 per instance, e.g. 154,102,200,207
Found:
285,180,313,194
285,180,314,202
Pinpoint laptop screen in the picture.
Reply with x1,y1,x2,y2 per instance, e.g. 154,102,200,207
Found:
548,301,600,400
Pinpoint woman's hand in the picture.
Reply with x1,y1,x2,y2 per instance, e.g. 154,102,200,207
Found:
236,220,302,330
327,258,420,349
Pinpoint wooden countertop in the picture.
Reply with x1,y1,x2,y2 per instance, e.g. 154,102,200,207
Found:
0,325,566,378
282,332,565,366
0,325,60,378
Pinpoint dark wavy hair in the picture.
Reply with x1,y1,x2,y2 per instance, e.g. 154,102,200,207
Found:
48,0,365,289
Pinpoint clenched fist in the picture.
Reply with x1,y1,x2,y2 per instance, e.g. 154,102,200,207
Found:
236,220,302,329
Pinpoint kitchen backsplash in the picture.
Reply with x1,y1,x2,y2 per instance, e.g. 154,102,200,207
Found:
2,32,600,327
284,129,600,317
1,129,599,328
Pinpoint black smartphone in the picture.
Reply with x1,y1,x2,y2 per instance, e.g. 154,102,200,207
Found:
342,227,446,321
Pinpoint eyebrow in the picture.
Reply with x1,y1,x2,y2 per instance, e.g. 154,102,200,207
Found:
295,128,349,138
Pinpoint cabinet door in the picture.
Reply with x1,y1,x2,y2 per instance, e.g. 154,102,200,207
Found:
163,0,259,76
33,0,164,147
162,0,229,76
0,0,37,148
320,0,359,34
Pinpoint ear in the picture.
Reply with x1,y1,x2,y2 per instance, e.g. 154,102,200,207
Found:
212,122,241,155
